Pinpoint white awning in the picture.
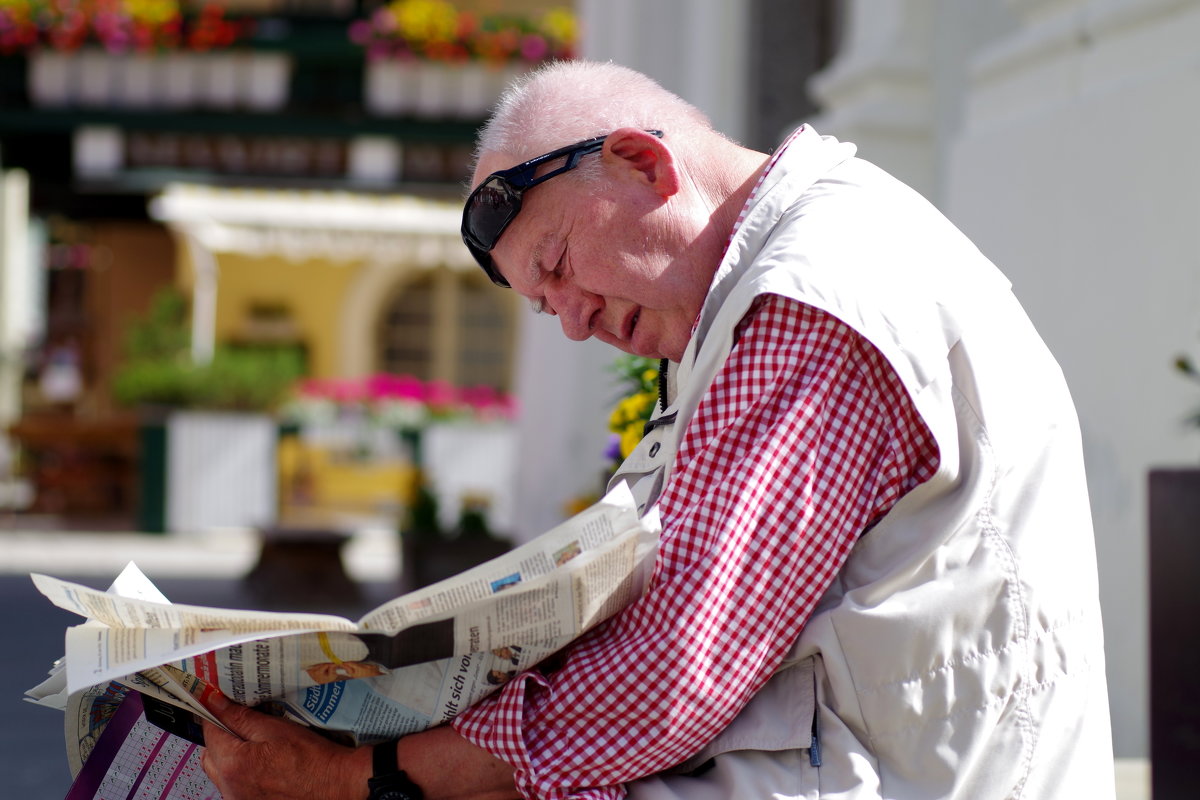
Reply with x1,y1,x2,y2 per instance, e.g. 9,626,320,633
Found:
149,183,474,269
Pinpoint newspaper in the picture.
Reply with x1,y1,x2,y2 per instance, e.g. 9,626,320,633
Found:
27,482,660,780
63,690,218,800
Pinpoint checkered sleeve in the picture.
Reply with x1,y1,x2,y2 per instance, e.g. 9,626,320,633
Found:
453,295,939,800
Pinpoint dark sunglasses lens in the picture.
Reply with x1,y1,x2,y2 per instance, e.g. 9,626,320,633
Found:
464,178,519,287
468,178,518,250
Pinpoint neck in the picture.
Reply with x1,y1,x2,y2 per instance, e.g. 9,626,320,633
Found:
720,147,773,232
690,143,771,274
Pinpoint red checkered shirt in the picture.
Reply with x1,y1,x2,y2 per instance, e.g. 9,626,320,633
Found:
453,294,939,799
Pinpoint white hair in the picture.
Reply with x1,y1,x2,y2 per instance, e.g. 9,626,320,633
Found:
473,60,717,184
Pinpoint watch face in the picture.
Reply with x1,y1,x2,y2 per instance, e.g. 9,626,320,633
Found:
368,773,422,800
371,791,415,800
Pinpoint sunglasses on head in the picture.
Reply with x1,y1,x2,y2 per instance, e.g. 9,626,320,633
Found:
461,130,664,288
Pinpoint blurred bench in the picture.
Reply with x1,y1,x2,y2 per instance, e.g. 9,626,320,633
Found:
245,521,362,612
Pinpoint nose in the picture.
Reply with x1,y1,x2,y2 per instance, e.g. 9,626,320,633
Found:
545,282,602,341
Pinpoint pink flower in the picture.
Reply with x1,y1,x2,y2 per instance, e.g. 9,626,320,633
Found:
327,379,365,403
423,380,457,409
459,384,498,409
289,373,515,427
366,372,424,401
348,19,372,45
519,33,548,62
297,378,330,397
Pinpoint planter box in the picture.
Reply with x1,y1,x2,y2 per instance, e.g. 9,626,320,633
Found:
242,52,291,111
363,59,417,116
364,61,527,119
139,411,278,534
26,50,75,107
1148,467,1200,800
423,421,517,534
26,49,292,111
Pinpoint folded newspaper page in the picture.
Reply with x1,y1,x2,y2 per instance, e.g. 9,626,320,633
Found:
63,690,218,799
30,482,660,774
24,564,202,776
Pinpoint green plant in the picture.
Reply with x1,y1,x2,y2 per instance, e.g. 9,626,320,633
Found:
1175,353,1200,427
405,474,442,538
455,492,492,539
121,287,190,361
112,288,303,412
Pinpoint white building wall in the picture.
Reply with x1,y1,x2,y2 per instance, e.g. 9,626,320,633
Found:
580,0,750,143
510,313,617,541
807,0,939,198
810,0,1200,758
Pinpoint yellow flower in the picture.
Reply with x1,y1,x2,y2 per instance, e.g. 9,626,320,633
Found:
564,493,598,516
390,0,458,45
620,424,643,459
540,7,576,45
640,395,656,421
0,0,30,17
122,0,179,26
609,391,654,433
605,356,662,466
608,389,657,460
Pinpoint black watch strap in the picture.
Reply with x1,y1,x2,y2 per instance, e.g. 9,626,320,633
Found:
367,739,424,800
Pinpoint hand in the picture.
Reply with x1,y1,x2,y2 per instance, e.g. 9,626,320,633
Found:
199,692,371,800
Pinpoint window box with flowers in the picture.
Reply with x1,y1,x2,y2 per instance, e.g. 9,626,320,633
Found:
11,0,289,111
280,373,519,540
350,0,576,119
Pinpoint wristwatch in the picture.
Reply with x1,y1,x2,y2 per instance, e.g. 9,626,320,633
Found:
367,739,425,800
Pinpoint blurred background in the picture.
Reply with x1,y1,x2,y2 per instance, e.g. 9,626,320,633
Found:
2,0,1198,797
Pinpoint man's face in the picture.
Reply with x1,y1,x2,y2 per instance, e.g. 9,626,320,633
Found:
473,150,710,362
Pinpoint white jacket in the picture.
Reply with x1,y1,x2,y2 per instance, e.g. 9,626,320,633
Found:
614,126,1114,799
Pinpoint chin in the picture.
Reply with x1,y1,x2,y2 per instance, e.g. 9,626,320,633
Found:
628,343,665,360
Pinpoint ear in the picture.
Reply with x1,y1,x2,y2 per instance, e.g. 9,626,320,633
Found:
602,127,680,198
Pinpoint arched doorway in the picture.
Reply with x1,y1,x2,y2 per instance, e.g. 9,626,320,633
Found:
375,267,517,391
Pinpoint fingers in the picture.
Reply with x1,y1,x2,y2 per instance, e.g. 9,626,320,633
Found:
198,690,251,742
196,697,372,800
200,688,234,715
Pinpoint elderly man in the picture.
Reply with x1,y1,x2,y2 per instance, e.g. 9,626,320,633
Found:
201,61,1114,800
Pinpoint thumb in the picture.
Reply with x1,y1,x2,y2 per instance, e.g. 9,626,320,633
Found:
199,695,246,743
198,690,254,741
200,689,313,746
